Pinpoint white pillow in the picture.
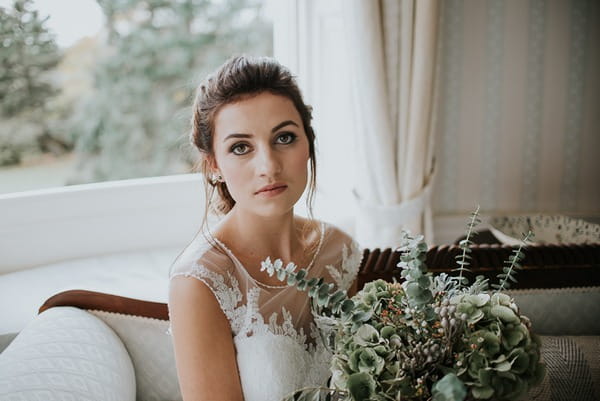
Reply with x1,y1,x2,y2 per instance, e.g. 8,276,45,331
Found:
0,307,136,401
88,310,182,401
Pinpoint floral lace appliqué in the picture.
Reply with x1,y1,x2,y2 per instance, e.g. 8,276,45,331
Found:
169,263,322,354
239,285,315,352
169,263,247,335
168,240,361,361
326,241,362,291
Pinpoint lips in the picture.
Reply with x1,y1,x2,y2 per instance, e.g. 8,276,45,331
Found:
256,183,287,195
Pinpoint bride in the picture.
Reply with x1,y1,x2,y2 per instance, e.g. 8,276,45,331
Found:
168,55,363,401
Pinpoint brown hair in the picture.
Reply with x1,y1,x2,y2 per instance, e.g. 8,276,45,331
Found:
190,55,318,238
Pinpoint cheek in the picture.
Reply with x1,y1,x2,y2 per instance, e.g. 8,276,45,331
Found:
291,144,310,179
217,158,248,199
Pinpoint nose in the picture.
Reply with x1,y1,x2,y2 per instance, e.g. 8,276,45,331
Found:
255,145,282,178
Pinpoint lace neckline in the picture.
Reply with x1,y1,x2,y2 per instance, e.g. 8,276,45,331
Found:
213,221,326,290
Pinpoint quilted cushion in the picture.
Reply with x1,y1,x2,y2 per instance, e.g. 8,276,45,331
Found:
0,307,135,401
88,310,181,401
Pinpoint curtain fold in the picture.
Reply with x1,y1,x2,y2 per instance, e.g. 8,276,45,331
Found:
343,0,439,248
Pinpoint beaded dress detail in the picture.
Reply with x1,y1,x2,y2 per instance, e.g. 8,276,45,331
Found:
168,222,362,401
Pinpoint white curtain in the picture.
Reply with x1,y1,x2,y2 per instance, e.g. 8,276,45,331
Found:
343,0,439,249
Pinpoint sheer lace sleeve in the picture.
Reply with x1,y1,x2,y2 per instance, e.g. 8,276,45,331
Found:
321,225,363,292
168,240,246,335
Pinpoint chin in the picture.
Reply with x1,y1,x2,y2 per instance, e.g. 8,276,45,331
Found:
251,199,300,218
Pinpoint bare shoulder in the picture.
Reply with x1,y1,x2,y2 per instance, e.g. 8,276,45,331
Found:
169,274,226,318
169,233,235,279
319,219,357,247
168,276,243,400
167,231,245,400
168,275,231,342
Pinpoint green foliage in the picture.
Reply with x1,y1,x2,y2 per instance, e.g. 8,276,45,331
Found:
450,292,545,400
281,387,347,401
67,0,273,184
260,258,356,321
266,207,544,401
431,373,467,401
397,232,433,309
453,205,481,287
492,231,534,292
0,0,69,166
0,0,61,118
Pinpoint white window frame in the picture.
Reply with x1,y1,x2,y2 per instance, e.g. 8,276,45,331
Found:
271,0,358,235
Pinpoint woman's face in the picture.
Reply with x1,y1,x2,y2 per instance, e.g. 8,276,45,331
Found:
210,91,311,217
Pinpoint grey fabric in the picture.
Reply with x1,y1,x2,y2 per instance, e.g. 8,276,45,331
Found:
506,287,600,335
0,332,17,354
528,336,600,401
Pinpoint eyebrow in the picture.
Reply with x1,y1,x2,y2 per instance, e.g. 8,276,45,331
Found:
222,120,299,142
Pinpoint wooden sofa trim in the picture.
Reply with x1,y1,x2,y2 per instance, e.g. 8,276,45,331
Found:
39,243,599,321
359,243,600,290
39,289,170,321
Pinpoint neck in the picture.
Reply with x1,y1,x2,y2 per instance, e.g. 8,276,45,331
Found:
216,206,308,266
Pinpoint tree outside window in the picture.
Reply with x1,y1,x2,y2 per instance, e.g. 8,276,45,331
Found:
0,0,273,191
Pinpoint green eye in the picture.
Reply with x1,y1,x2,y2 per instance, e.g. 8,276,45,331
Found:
276,133,297,144
231,143,250,155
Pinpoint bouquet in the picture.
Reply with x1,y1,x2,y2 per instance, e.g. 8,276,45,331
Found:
261,208,546,401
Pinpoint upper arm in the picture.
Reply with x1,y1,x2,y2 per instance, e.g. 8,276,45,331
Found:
168,276,244,401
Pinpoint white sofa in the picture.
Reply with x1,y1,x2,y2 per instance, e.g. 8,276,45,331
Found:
2,282,600,401
0,175,204,401
0,174,206,340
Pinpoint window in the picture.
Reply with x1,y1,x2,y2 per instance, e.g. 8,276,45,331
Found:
0,0,273,194
273,0,357,231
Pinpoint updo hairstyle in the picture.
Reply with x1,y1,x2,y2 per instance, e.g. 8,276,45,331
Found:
190,55,317,219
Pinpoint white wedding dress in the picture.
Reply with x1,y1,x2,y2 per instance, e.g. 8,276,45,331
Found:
168,221,362,401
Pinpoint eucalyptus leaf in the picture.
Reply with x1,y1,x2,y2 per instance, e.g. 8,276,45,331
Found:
346,372,376,401
431,373,467,401
317,294,330,307
296,269,307,281
471,385,494,399
341,299,355,314
329,290,347,306
490,305,519,323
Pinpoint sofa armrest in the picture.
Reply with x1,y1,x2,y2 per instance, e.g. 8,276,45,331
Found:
39,290,181,401
39,289,169,320
0,306,136,401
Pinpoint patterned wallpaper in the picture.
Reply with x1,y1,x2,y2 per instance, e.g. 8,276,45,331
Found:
433,0,599,216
